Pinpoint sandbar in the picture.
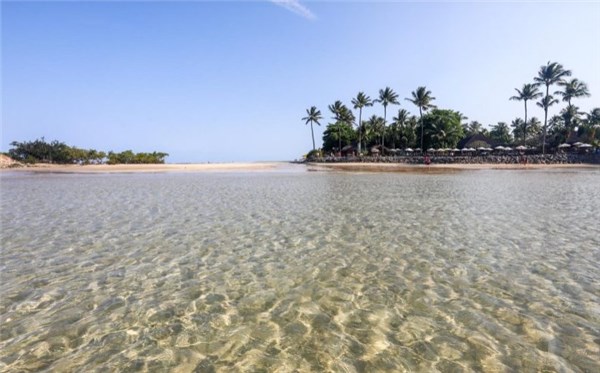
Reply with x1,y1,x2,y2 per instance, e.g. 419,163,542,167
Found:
1,162,283,173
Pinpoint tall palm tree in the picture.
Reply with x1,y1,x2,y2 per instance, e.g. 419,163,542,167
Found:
375,87,399,153
555,78,591,107
302,106,322,151
405,86,436,150
536,95,559,149
351,92,373,154
533,61,571,154
510,83,543,144
555,78,591,133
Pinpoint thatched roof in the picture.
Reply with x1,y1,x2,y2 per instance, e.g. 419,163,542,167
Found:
457,134,495,149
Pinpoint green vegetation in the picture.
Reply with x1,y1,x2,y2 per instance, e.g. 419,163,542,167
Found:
421,109,463,149
533,62,572,154
8,138,168,164
351,92,373,154
406,86,436,150
510,83,542,145
302,61,598,156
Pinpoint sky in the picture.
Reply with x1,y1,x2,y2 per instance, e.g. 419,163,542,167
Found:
2,1,599,162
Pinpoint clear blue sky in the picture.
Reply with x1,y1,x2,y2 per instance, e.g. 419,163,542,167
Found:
2,1,599,162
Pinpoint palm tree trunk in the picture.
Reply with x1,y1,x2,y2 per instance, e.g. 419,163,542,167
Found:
523,100,528,145
382,106,386,154
358,109,362,154
566,102,572,141
310,121,315,151
542,85,549,155
419,107,424,150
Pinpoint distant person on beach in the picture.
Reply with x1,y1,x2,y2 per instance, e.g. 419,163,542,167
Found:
424,154,431,165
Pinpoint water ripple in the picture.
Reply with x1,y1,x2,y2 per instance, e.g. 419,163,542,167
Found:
1,170,599,372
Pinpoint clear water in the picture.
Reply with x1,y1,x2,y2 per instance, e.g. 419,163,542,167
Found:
1,169,599,372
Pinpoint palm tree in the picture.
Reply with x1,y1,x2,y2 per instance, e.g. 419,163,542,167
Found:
351,92,373,155
405,86,436,150
489,122,512,144
536,95,559,149
586,108,600,124
392,109,411,148
511,118,526,143
358,120,371,152
366,115,385,151
328,101,354,152
585,108,600,143
560,104,584,140
555,78,591,133
510,83,543,144
555,78,591,107
302,106,322,151
533,61,571,154
375,87,399,153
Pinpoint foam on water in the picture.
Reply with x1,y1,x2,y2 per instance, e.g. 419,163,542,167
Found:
1,169,599,372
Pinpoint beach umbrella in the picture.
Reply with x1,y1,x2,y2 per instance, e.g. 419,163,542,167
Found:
515,145,527,150
452,148,461,152
427,148,436,153
558,143,571,148
579,143,592,148
494,146,505,150
405,148,413,152
414,148,422,152
504,147,512,151
477,147,487,151
486,147,494,151
573,142,583,147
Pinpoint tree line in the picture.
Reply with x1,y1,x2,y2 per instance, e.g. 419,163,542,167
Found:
302,61,599,156
8,138,168,164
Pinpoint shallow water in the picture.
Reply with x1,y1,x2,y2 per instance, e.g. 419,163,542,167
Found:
1,169,599,372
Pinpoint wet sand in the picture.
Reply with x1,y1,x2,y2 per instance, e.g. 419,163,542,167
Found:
1,162,282,173
2,161,598,174
307,162,600,173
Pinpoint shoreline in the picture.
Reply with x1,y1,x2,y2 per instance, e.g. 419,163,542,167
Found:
306,162,600,173
0,162,284,174
2,161,599,174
